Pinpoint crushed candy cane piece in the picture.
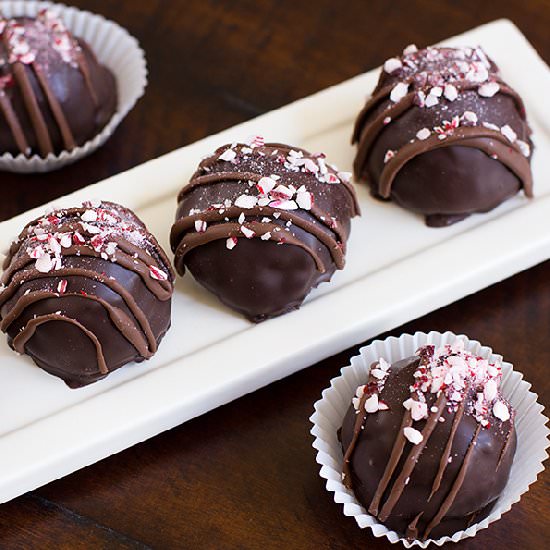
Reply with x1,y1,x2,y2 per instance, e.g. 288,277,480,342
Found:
390,82,409,103
416,128,431,140
478,81,500,97
240,226,255,239
219,148,237,162
149,265,168,281
384,57,402,74
194,220,207,233
403,426,423,445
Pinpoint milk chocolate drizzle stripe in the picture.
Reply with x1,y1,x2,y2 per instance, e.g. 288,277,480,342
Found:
379,127,533,198
174,221,326,274
378,393,448,522
368,410,414,516
352,93,416,178
12,62,54,157
422,423,482,540
0,268,159,355
13,314,109,375
496,412,516,471
2,245,172,301
171,206,345,269
352,78,527,146
342,366,380,486
0,91,29,153
76,45,99,106
405,512,424,541
179,171,349,244
428,395,467,501
1,290,152,358
33,62,76,151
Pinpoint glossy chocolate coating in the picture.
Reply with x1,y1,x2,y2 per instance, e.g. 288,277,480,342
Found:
0,201,174,387
340,355,516,540
170,141,359,322
0,11,117,158
352,46,533,226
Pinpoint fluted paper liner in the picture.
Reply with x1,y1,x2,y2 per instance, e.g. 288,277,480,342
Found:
310,331,549,547
0,1,147,172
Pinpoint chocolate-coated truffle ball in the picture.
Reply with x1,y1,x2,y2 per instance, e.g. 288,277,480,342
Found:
170,137,359,322
340,341,516,540
0,9,117,158
352,45,533,226
0,201,174,388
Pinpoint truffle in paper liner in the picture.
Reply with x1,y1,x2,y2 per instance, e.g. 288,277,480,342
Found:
0,1,147,172
310,331,549,547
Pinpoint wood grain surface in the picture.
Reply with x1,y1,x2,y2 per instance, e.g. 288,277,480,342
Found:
0,1,548,548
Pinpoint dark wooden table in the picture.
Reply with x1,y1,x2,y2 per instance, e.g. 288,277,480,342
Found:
0,1,548,548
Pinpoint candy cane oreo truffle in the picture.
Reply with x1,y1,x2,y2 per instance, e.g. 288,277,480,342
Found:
340,341,516,541
0,201,174,387
170,137,359,322
352,45,533,226
0,9,117,158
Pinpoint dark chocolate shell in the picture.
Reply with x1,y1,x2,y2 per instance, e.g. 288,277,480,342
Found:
341,342,516,540
0,10,117,158
0,201,174,387
352,45,533,226
170,139,359,321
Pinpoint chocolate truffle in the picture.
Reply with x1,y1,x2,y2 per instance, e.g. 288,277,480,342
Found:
0,9,117,158
352,45,533,226
340,341,516,541
170,136,359,322
0,201,174,388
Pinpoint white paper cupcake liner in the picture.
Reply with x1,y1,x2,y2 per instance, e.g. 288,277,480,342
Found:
310,331,549,547
0,1,147,173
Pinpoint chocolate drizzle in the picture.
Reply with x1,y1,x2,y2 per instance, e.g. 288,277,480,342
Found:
170,138,358,322
0,10,117,158
340,343,517,541
422,424,482,540
0,201,174,387
378,392,448,522
352,45,533,226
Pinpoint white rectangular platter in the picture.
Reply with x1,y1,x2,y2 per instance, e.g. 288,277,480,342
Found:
1,19,549,504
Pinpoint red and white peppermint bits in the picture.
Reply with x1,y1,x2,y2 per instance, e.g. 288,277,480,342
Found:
240,226,255,239
478,81,500,98
194,220,208,233
218,148,237,162
384,57,403,74
411,340,510,426
226,236,238,250
80,209,98,222
390,82,409,103
416,128,431,140
149,265,169,281
257,176,277,195
247,135,265,148
57,279,68,294
384,149,396,164
403,426,424,445
443,84,458,101
234,194,258,209
35,254,54,273
296,190,313,210
72,231,86,245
